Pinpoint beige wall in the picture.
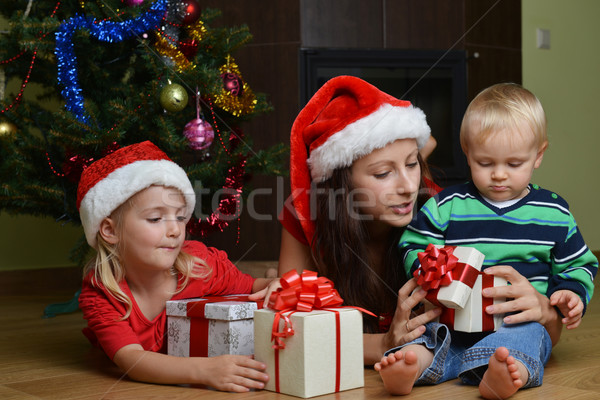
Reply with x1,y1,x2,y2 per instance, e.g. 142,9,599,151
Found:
0,213,82,271
523,0,600,251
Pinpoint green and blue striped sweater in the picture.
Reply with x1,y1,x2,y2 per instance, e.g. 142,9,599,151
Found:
400,182,598,314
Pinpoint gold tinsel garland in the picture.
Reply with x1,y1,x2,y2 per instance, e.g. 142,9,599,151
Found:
187,20,207,42
154,33,195,73
153,20,207,73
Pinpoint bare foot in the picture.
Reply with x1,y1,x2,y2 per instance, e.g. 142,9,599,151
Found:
374,346,426,395
479,347,527,399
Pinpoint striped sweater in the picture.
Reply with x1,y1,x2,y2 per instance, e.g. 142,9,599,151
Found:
400,182,598,314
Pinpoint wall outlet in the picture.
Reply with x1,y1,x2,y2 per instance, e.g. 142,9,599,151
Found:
537,28,551,49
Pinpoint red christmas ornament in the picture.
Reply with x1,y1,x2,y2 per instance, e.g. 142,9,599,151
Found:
181,0,202,25
221,72,244,97
179,38,199,60
184,118,214,150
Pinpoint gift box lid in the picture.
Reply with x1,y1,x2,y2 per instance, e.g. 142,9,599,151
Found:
166,295,258,321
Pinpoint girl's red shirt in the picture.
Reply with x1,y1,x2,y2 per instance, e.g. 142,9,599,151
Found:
79,240,255,360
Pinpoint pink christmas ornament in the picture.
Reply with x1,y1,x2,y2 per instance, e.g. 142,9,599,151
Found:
221,72,244,97
184,118,214,150
124,0,145,6
184,88,214,151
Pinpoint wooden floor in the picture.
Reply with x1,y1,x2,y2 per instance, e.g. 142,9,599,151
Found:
1,264,599,399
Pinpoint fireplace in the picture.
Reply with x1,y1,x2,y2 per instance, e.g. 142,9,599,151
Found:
299,48,469,187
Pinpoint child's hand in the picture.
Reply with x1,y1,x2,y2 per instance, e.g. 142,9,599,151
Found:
550,290,583,329
113,345,268,391
248,278,281,308
201,354,268,392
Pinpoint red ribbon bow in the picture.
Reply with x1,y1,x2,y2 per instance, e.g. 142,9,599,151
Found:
267,270,375,394
414,244,459,291
268,270,344,349
269,270,343,312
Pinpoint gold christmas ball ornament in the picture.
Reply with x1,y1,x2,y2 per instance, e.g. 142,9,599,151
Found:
0,120,17,138
159,83,189,113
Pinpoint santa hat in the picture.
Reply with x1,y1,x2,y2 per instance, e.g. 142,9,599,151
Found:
77,141,195,248
290,75,430,241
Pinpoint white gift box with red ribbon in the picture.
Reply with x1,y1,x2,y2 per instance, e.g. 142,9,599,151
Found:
166,295,259,358
254,308,364,398
253,270,368,398
415,245,507,333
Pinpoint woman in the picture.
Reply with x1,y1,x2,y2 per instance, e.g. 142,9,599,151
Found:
278,76,441,364
277,76,563,366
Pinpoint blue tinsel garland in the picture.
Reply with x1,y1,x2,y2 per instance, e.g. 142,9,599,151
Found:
55,0,168,124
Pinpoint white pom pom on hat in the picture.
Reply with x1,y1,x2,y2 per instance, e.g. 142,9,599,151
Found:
77,141,195,248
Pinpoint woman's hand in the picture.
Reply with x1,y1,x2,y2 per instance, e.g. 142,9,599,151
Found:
482,265,562,345
382,277,442,351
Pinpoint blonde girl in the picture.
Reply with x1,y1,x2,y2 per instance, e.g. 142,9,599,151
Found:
78,141,275,392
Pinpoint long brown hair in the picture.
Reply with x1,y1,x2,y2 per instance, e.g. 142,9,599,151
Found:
312,154,432,333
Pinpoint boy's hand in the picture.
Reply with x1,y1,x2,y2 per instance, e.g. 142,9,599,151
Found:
550,290,584,329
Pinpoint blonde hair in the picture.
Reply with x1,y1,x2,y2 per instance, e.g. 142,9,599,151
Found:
460,83,547,152
83,189,211,320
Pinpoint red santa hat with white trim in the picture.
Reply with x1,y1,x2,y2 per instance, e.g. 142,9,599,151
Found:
77,141,195,248
290,75,431,242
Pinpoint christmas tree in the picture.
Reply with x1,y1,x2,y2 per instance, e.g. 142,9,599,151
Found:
0,0,286,265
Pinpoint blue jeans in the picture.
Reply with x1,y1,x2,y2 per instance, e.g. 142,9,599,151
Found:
385,321,552,388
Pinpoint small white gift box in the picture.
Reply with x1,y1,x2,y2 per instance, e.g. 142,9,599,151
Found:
416,245,485,309
166,295,258,357
417,245,508,333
